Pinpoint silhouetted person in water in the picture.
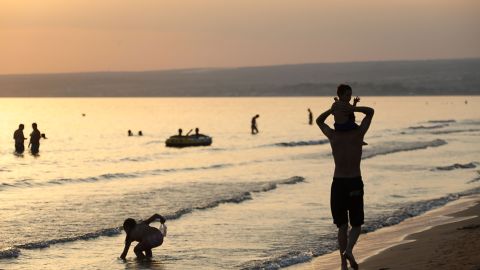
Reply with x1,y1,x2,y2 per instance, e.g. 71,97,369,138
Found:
13,124,27,154
120,214,167,260
251,114,260,134
317,100,374,270
29,123,41,155
308,108,313,125
138,131,143,136
178,128,183,136
128,130,133,136
192,127,206,137
41,133,47,139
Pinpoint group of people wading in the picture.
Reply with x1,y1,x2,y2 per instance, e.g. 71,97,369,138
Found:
13,123,45,155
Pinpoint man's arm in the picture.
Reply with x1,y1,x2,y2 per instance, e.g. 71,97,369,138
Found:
316,108,334,139
120,238,131,259
353,106,374,135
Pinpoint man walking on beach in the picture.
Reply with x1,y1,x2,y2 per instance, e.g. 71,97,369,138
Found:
316,101,374,270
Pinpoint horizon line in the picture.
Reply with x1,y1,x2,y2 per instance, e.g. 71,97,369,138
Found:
1,56,479,77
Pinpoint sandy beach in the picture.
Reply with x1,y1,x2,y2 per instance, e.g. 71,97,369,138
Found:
361,197,480,270
289,195,480,270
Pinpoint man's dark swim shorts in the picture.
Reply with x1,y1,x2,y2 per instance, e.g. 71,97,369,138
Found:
330,176,364,227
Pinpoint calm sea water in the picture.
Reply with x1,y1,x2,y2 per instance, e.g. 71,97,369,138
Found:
0,97,479,269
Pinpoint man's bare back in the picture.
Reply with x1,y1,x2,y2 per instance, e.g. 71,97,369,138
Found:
329,130,364,178
317,106,373,177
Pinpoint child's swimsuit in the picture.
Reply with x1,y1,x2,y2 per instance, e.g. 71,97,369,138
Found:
145,231,164,248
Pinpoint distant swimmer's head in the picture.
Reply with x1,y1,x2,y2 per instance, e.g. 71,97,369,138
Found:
337,84,352,102
19,124,24,130
123,218,136,234
32,123,38,129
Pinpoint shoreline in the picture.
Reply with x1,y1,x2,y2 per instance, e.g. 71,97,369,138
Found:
287,194,480,270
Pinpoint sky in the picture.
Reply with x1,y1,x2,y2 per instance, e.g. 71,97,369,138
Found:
1,0,479,74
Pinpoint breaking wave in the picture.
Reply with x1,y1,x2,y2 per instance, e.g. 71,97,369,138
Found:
0,163,236,191
427,120,456,124
362,139,447,159
434,162,477,171
430,128,480,135
408,124,448,130
0,248,21,259
272,139,329,147
5,177,305,256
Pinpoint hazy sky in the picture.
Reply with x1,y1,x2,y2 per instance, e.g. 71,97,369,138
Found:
1,0,479,74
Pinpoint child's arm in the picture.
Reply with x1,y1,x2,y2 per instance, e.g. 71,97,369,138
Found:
353,96,360,106
120,238,131,259
143,214,166,225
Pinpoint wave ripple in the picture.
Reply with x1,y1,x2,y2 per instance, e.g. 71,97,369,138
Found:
362,139,447,159
434,162,477,171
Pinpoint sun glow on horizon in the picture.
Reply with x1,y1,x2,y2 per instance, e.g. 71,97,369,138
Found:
1,0,479,74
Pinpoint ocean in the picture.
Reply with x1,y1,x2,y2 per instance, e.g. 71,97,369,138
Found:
0,97,479,269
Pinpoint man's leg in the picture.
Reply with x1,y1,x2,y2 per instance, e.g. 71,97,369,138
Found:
344,226,361,270
346,226,361,253
338,224,348,270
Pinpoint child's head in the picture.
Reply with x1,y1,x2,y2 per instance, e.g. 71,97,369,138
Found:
337,84,352,102
123,218,136,234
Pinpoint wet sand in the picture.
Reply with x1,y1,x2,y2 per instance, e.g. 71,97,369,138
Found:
361,198,480,270
288,195,480,270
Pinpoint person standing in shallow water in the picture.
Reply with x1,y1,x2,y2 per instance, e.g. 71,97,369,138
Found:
316,96,374,270
251,114,260,134
308,108,313,125
29,123,41,155
13,124,27,154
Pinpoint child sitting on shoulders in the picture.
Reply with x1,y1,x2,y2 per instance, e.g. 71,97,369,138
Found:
331,84,367,145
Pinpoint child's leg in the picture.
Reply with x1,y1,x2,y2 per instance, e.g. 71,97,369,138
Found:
134,242,147,259
145,249,153,258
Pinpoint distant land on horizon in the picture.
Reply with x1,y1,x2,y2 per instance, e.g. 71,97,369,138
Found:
1,58,479,97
